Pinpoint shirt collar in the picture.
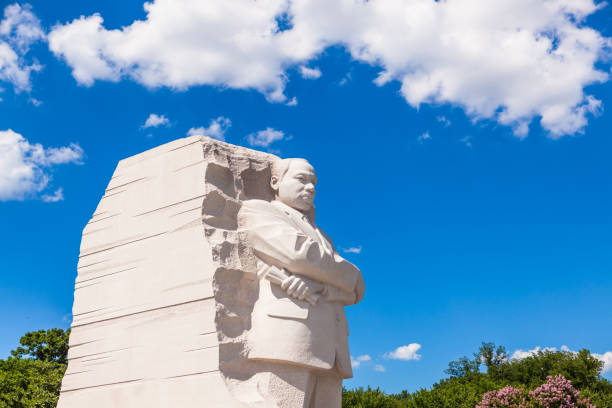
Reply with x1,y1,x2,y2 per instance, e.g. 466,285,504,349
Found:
272,200,314,224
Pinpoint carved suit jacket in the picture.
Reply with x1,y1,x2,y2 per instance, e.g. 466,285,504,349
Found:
238,199,364,378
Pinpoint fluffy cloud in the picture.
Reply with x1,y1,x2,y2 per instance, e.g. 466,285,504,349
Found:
0,4,45,51
511,346,560,360
342,246,362,254
374,364,386,372
0,129,84,201
247,127,285,147
437,116,451,127
29,97,42,106
460,135,473,148
351,354,371,368
142,113,170,129
48,0,297,101
47,0,610,138
187,116,232,141
299,65,322,79
384,343,422,361
0,3,45,93
41,188,63,203
350,0,610,138
593,352,612,374
417,132,431,142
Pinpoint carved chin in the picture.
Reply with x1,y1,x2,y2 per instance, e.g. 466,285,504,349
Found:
300,195,314,205
298,199,314,210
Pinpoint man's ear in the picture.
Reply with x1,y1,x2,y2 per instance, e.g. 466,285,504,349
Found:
270,175,279,193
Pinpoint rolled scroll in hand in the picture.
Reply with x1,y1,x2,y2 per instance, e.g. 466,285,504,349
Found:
257,264,320,306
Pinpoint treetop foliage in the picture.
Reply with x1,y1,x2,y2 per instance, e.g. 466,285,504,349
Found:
344,342,612,408
1,332,610,408
10,329,70,365
0,328,70,408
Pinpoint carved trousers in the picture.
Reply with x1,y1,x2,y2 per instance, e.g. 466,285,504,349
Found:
257,363,342,408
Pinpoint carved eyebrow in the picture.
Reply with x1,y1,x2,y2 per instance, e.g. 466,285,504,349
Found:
294,172,317,182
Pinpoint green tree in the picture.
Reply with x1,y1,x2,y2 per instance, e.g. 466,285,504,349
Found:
342,342,612,408
10,329,70,365
343,387,407,408
0,328,70,408
493,348,604,389
402,378,484,408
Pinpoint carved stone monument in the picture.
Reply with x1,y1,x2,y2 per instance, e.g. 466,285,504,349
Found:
57,136,364,408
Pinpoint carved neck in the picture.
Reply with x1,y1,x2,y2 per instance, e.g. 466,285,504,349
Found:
272,199,315,224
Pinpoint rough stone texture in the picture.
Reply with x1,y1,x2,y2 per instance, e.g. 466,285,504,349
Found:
57,136,276,408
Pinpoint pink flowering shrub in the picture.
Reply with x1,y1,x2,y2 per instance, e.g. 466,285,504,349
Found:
529,375,594,408
477,386,527,408
476,375,595,408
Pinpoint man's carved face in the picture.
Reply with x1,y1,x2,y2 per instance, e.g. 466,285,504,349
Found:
273,159,317,212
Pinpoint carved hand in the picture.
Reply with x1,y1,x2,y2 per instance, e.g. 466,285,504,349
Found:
281,275,324,302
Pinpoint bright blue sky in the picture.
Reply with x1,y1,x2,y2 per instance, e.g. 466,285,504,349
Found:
0,0,611,394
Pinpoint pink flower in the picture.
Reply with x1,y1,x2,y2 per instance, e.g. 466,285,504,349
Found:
476,386,527,408
476,375,595,408
529,375,594,408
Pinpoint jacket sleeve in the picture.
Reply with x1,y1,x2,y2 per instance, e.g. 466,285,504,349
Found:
239,200,364,299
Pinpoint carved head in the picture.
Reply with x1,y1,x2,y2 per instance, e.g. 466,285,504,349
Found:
270,158,317,212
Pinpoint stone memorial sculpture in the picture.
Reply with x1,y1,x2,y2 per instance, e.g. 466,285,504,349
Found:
56,136,364,408
238,158,365,407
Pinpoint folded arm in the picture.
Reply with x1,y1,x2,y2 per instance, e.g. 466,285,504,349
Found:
239,200,364,303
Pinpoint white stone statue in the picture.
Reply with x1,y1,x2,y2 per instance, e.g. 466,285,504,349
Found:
55,137,363,408
238,158,365,408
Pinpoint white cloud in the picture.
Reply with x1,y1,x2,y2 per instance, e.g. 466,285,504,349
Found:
512,346,612,374
351,354,371,368
352,0,609,138
384,343,422,361
187,116,232,141
41,144,84,165
374,364,386,372
187,127,206,137
343,246,362,254
0,3,45,51
593,352,612,374
417,132,431,142
41,188,63,203
48,1,297,101
0,3,45,93
47,0,610,138
511,346,559,360
339,72,352,86
286,96,298,106
357,354,371,362
460,135,472,148
247,127,285,147
142,113,169,129
0,129,84,201
437,116,451,127
299,65,321,79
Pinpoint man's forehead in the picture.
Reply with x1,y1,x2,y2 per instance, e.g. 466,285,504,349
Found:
287,159,315,174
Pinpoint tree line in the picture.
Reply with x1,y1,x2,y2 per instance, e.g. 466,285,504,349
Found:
0,330,610,407
343,343,612,407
